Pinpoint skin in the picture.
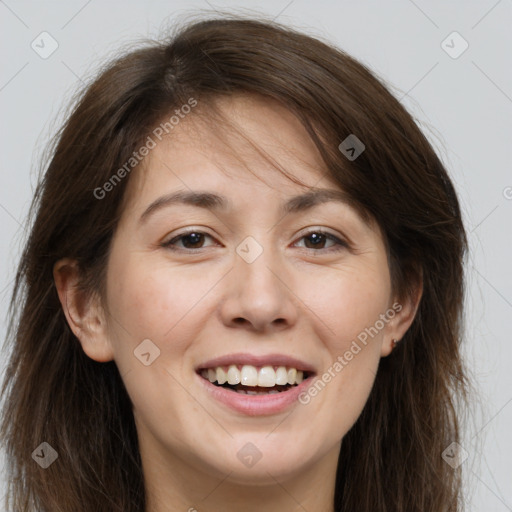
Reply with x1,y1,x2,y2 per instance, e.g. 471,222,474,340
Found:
54,93,421,512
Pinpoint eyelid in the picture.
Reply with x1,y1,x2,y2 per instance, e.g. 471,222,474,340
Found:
293,228,349,251
162,227,218,249
161,227,350,252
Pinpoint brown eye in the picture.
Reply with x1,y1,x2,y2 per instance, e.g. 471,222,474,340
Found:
163,231,216,251
303,232,328,249
294,230,347,252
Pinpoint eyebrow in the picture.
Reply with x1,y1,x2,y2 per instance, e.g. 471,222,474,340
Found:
139,188,368,224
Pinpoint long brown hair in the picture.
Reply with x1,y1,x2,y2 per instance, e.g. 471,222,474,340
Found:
1,13,471,511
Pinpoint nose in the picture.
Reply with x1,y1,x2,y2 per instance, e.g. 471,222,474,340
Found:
218,241,299,333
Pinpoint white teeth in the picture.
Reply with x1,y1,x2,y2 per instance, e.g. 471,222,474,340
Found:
275,366,288,385
258,366,276,387
287,368,297,385
227,364,241,385
216,367,227,385
241,365,258,386
200,363,309,387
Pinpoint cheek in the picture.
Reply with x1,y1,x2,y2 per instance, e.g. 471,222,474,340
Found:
295,262,389,432
103,257,209,425
104,254,221,358
300,259,391,345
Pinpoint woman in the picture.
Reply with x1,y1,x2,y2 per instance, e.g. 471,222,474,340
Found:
0,14,471,512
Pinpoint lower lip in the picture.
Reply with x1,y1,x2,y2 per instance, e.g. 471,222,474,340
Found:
196,373,314,416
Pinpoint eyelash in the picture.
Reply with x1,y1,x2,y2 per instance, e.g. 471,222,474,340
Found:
161,228,348,253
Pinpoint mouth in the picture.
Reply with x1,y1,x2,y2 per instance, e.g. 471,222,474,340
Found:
194,353,317,415
197,364,314,395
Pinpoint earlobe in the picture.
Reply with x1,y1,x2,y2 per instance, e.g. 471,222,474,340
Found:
53,258,114,362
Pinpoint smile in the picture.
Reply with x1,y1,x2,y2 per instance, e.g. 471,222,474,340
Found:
199,364,310,395
195,355,317,416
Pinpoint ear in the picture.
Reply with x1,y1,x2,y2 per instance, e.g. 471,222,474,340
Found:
53,258,114,362
381,279,423,357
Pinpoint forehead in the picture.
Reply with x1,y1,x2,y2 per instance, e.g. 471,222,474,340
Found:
112,94,386,256
123,93,343,209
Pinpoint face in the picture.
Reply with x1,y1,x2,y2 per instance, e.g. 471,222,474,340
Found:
73,94,413,486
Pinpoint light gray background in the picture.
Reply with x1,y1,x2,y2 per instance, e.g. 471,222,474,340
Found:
1,1,511,510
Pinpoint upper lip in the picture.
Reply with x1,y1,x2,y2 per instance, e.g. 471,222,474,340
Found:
196,352,317,374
